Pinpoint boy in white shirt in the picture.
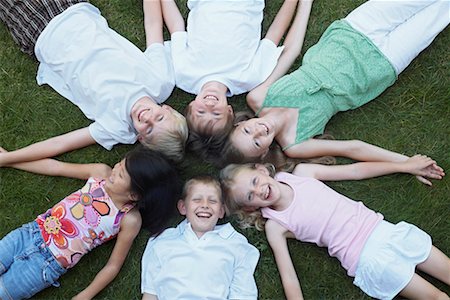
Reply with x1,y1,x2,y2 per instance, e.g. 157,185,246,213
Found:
0,0,187,164
159,0,314,160
141,176,260,300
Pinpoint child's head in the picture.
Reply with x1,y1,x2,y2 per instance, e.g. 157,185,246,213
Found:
124,146,182,236
185,127,230,166
185,81,234,137
228,115,273,160
131,97,188,162
139,108,188,163
219,163,276,231
177,176,225,238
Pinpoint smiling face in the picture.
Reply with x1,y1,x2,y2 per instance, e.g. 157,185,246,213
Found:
178,182,225,238
228,165,282,210
230,118,276,159
187,85,233,135
131,97,178,141
104,159,134,204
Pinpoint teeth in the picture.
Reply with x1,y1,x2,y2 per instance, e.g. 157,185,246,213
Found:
205,95,218,101
196,212,212,218
265,186,270,199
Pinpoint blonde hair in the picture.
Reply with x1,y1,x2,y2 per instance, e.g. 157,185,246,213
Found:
182,176,222,203
219,163,276,231
140,109,188,162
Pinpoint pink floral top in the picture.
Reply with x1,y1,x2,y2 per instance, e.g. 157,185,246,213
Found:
36,177,134,269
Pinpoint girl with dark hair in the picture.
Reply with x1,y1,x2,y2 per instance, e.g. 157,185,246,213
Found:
0,146,181,299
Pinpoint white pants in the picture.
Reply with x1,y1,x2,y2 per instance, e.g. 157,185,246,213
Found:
345,0,450,75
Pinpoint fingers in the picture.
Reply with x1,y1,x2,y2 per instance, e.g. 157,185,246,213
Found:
416,175,432,187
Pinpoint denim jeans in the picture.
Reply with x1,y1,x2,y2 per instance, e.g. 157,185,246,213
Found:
0,221,67,299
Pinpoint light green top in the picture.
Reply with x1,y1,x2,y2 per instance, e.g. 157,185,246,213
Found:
258,20,397,150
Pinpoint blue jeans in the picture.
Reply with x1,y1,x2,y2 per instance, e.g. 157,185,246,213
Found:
0,221,67,299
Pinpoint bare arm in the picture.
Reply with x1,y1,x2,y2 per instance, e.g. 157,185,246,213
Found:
286,139,446,185
160,0,185,34
247,0,314,111
293,155,445,186
0,146,111,180
142,293,158,300
265,220,304,300
264,0,299,45
285,139,410,162
72,210,142,300
0,127,96,167
143,0,164,47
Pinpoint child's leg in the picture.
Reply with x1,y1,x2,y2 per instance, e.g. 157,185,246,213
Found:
0,224,31,275
0,0,87,55
0,222,66,299
399,245,450,299
345,0,450,74
417,246,450,285
399,273,449,299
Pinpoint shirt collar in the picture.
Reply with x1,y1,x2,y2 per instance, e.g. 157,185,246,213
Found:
178,219,235,239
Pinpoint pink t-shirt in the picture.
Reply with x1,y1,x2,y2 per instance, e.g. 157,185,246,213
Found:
36,177,134,268
261,172,383,276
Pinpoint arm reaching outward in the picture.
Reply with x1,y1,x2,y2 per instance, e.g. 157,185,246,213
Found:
247,0,314,111
0,127,96,167
72,210,142,300
286,139,444,185
0,146,111,180
266,220,304,300
293,154,445,186
143,0,164,47
160,0,185,35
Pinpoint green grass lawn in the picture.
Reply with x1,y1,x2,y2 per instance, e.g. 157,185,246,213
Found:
0,0,449,299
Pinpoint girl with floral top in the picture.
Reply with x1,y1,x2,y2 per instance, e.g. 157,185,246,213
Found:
0,146,181,299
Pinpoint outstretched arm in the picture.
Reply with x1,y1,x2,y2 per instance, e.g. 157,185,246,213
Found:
287,139,445,185
0,146,111,180
0,127,96,167
265,220,304,300
72,210,142,300
248,0,314,111
264,0,299,45
160,0,185,34
293,154,445,186
143,0,164,47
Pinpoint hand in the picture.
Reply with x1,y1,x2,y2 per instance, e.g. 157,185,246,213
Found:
404,154,445,186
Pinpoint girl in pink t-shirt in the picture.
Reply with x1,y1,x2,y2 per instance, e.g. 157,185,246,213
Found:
220,155,449,299
0,146,180,299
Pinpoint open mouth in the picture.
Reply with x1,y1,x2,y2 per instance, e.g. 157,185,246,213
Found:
204,95,218,101
196,211,212,218
264,185,271,200
258,123,269,135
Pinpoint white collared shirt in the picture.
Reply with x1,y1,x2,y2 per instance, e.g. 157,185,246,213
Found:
34,3,175,150
141,219,259,299
167,0,283,96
